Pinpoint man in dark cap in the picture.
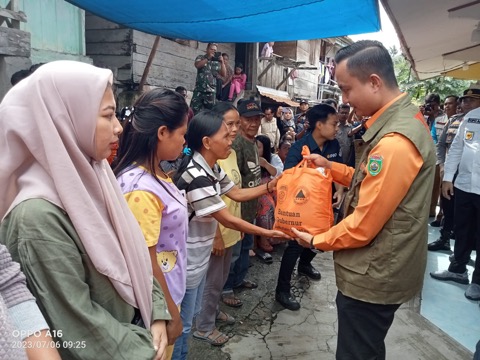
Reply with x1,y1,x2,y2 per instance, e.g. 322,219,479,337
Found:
227,99,264,290
295,99,310,140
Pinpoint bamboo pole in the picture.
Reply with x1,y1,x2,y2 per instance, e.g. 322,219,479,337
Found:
138,35,160,93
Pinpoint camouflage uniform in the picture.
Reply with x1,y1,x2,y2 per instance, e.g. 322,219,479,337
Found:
190,54,221,114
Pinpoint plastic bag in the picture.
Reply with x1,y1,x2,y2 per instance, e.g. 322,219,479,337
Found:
274,145,334,237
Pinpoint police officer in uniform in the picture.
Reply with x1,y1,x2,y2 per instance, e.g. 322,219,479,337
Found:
431,85,480,301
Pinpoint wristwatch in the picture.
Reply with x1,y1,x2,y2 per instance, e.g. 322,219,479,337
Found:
310,236,323,253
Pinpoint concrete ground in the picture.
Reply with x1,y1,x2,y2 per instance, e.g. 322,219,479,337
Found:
188,243,474,360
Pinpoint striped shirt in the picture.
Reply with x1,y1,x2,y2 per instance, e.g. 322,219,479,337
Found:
176,152,234,288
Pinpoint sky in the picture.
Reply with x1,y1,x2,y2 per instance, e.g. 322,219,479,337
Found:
349,3,401,50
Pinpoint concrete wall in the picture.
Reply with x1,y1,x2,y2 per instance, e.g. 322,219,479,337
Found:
0,56,29,98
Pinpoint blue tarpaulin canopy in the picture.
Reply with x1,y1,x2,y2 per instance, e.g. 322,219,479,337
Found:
66,0,381,43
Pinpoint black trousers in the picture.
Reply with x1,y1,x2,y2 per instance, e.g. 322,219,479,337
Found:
336,291,400,360
276,240,316,293
448,188,480,284
474,339,480,360
440,193,455,233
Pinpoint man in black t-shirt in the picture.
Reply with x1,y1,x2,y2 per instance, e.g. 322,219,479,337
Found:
276,104,344,311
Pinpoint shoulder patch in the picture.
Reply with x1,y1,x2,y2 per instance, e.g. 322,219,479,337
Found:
465,131,474,141
368,154,383,176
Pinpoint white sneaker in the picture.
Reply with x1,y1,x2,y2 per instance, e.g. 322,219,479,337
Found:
430,269,469,285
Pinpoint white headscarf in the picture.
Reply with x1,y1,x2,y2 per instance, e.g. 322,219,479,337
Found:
0,61,154,327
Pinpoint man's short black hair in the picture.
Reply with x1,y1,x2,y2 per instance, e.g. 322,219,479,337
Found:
10,69,31,86
307,103,337,129
425,93,440,104
29,63,45,73
445,95,459,102
335,40,398,89
323,99,338,109
339,103,350,111
175,86,187,93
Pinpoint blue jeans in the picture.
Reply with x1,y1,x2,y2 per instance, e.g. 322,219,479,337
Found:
224,232,254,290
171,275,206,360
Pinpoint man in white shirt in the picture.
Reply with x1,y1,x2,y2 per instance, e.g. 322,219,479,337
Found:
261,42,275,58
258,106,280,152
430,85,480,301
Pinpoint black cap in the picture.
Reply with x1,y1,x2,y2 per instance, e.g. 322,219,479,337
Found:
299,99,308,104
460,84,480,100
237,100,264,117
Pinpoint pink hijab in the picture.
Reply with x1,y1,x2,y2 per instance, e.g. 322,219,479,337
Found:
0,61,154,328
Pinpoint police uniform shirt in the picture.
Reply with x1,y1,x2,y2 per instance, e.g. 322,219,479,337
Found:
443,107,480,195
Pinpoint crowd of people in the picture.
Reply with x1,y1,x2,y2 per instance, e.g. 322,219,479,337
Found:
0,39,478,360
424,88,480,301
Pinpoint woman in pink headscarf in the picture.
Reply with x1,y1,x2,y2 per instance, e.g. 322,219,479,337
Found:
0,61,171,360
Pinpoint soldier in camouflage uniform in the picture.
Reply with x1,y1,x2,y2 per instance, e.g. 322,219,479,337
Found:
190,43,226,114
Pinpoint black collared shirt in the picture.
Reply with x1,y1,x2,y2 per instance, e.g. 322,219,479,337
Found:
284,132,343,170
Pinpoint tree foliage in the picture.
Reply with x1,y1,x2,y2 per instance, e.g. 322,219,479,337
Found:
389,46,473,104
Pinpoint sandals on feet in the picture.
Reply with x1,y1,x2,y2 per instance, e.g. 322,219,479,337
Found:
193,329,229,346
255,249,273,264
221,293,243,308
216,310,235,325
258,238,273,253
234,279,258,290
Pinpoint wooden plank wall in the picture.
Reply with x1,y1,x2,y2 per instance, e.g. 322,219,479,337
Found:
85,13,132,83
256,40,321,100
0,27,30,56
257,59,287,91
271,41,297,60
256,41,298,92
131,32,235,92
293,40,320,100
85,14,322,102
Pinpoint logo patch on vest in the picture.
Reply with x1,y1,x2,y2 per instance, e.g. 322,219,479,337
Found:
465,131,474,141
368,154,383,176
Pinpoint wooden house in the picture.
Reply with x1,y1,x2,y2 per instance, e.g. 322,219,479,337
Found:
0,0,90,98
251,38,352,108
85,13,236,108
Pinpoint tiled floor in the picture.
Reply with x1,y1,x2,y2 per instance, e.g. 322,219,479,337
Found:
422,224,479,353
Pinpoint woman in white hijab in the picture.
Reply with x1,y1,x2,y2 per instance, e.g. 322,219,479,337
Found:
0,61,171,360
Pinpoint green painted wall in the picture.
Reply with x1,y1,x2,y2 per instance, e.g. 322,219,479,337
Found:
1,0,88,63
